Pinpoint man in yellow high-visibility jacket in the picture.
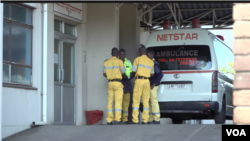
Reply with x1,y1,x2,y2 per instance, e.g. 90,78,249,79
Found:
103,47,127,125
131,46,154,124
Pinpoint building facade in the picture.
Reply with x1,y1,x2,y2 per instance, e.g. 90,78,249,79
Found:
0,3,151,139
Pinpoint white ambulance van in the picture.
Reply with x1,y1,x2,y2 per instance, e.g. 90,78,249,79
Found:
145,28,234,124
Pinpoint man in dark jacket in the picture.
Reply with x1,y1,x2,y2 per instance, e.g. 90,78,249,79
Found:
118,49,134,124
147,49,164,124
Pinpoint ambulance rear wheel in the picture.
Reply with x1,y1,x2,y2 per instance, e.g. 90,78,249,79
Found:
172,117,183,124
214,96,226,124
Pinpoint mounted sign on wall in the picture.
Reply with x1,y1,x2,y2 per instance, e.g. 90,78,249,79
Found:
54,3,83,21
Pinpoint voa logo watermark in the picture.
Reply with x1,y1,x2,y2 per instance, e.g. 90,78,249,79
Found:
226,129,246,136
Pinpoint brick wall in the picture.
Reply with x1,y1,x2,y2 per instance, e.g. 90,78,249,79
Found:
233,3,250,124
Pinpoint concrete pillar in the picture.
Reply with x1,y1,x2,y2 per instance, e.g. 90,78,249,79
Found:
43,3,54,124
0,3,3,140
86,3,119,124
119,3,139,61
119,3,140,122
233,3,250,124
75,4,87,125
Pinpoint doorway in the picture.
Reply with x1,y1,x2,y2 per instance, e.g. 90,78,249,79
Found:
54,19,76,125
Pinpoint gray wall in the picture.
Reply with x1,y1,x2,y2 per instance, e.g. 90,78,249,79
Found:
119,4,140,61
119,3,140,122
86,3,119,124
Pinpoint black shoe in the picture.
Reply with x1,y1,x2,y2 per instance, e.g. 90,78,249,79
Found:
132,122,138,124
141,122,148,124
148,121,153,124
152,120,160,124
107,122,113,125
114,121,121,125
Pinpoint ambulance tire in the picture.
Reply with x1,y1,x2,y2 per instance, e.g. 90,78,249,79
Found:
172,117,183,124
214,96,226,124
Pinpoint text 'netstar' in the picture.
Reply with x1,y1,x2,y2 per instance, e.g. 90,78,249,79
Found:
157,33,198,41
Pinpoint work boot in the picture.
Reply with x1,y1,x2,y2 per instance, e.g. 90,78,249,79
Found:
107,122,113,125
152,120,160,124
141,122,148,124
114,121,121,125
148,121,153,124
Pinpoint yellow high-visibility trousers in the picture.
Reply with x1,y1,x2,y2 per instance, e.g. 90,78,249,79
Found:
106,82,124,123
149,86,161,122
122,92,130,122
132,79,150,123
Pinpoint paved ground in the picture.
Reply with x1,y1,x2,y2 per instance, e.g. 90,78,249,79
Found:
3,124,222,141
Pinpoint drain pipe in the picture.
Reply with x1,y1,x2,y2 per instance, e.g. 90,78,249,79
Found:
32,3,47,127
41,2,48,125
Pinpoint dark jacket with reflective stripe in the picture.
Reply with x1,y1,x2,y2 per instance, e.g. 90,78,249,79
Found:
149,60,163,86
121,58,133,93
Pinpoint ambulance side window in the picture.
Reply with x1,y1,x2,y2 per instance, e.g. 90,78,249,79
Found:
213,38,235,78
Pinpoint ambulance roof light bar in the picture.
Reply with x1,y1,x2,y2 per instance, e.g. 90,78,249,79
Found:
163,19,171,29
192,18,200,28
216,35,224,41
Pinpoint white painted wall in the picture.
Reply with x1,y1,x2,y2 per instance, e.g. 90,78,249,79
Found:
86,3,119,124
2,88,40,138
2,3,43,139
0,3,3,141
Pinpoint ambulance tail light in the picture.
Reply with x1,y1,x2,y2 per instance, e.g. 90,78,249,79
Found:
192,18,200,28
212,71,218,93
216,35,224,41
163,19,171,29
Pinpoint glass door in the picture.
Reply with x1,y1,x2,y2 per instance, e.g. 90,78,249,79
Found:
54,33,76,125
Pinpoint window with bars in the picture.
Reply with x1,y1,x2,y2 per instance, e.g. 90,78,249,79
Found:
3,3,33,86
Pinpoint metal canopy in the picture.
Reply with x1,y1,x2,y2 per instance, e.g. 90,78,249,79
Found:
138,3,233,30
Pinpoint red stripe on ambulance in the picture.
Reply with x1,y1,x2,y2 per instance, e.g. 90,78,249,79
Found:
162,70,216,74
157,33,198,41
